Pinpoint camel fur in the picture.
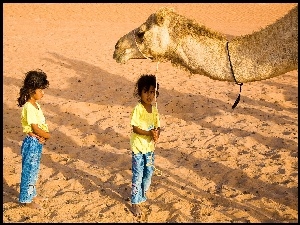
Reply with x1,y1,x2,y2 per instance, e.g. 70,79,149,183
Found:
113,6,298,83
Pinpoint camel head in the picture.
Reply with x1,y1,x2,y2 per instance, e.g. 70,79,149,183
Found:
113,7,182,64
113,7,226,66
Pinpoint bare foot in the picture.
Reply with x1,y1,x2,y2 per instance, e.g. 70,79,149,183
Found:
25,202,43,210
132,204,142,217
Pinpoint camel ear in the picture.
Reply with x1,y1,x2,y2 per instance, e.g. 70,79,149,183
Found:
155,7,174,26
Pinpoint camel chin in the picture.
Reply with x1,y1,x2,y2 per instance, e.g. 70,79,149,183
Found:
115,57,126,64
113,51,129,64
113,48,148,63
114,54,138,64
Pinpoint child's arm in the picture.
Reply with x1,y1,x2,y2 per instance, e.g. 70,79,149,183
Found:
132,126,153,136
132,126,159,142
29,124,50,144
31,124,51,139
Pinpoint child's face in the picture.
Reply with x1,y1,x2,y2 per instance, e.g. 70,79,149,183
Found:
141,85,156,105
31,88,45,100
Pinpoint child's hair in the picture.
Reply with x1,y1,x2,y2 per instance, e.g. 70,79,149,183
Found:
17,69,49,107
133,74,159,99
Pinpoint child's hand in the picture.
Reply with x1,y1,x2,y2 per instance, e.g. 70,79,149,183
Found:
28,132,46,144
151,129,159,143
37,136,46,144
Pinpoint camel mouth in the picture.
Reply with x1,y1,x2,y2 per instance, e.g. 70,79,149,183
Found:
113,47,153,63
113,55,125,64
115,57,127,64
135,56,154,60
143,56,154,60
116,57,153,63
136,54,154,60
113,51,126,63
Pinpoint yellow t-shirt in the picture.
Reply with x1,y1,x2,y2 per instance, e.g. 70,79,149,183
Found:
21,102,49,134
130,102,160,154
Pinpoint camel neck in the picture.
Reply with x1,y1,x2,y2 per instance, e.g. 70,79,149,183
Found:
171,36,235,82
167,6,297,83
227,6,298,83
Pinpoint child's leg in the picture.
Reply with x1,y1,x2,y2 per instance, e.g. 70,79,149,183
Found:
19,136,43,205
143,151,155,193
131,152,146,216
131,152,147,204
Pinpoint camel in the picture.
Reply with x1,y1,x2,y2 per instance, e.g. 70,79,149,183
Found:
113,6,298,83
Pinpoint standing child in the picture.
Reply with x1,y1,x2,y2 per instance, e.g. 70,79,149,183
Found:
130,74,161,217
17,69,50,209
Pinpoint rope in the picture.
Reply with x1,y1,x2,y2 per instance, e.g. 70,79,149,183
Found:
154,62,159,109
133,30,152,61
133,30,162,176
146,152,163,176
133,30,159,109
226,42,243,109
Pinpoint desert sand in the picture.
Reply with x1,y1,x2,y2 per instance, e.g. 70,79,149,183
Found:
3,3,298,223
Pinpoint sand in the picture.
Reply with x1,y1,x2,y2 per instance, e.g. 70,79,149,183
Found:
3,3,298,223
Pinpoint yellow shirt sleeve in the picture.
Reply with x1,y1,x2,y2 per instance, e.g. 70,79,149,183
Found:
130,104,142,128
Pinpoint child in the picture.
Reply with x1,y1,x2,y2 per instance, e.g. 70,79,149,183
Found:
130,74,161,217
17,69,50,209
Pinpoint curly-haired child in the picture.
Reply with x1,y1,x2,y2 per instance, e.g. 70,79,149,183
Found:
130,74,161,217
17,69,50,209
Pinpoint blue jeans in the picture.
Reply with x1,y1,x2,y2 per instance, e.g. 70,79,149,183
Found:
131,151,155,204
19,136,43,203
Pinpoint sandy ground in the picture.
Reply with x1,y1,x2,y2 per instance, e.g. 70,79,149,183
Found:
3,3,298,223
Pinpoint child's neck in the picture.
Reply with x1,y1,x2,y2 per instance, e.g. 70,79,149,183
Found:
28,99,38,109
141,101,152,113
